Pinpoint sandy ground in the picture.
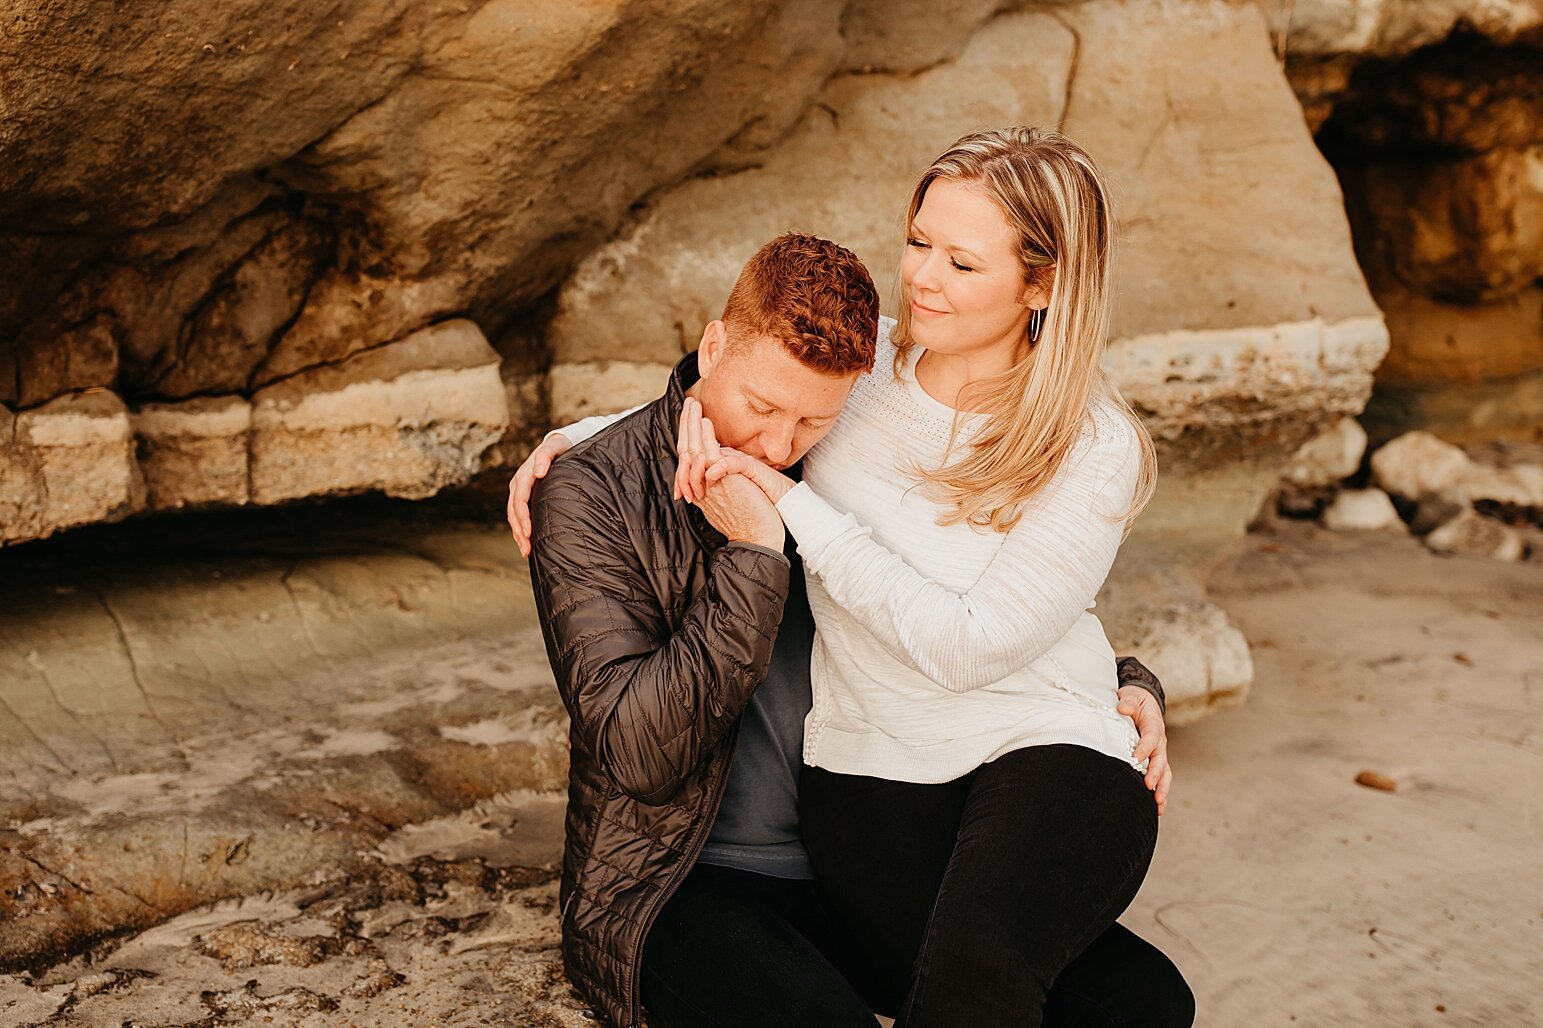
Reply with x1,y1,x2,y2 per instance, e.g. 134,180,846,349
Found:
2,516,1540,1027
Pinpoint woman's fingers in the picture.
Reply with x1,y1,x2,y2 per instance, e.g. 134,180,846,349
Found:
514,436,572,553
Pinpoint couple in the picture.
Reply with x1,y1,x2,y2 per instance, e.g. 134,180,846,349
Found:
510,127,1194,1028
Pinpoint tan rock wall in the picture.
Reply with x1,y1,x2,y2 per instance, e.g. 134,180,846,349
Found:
0,0,1418,716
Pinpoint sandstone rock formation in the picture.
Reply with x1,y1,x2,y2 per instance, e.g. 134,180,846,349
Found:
2,0,1419,718
2,0,856,542
1272,1,1543,444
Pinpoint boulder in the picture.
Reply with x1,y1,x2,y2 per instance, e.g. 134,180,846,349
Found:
1424,508,1528,562
1459,462,1543,510
1370,431,1474,499
249,320,508,504
1321,488,1404,532
1284,416,1368,488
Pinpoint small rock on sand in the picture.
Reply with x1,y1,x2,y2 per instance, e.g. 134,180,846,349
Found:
1355,770,1398,792
1424,509,1527,562
1321,488,1404,532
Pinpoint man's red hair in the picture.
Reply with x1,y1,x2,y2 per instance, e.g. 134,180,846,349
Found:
721,233,878,375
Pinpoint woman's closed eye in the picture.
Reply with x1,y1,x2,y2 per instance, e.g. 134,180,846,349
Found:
906,237,973,272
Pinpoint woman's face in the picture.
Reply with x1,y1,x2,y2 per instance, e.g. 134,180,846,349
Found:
901,177,1042,362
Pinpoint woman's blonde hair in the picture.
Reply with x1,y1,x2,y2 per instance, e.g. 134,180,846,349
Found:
892,126,1156,533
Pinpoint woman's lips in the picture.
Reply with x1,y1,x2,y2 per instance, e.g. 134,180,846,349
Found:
910,300,948,317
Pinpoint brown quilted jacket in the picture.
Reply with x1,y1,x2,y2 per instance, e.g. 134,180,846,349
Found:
528,352,789,1028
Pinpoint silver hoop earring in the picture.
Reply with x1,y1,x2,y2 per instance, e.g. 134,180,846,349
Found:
1029,306,1045,343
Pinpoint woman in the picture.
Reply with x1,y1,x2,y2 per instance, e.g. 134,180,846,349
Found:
515,127,1190,1026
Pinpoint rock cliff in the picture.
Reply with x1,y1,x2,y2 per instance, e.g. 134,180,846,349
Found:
5,0,1537,715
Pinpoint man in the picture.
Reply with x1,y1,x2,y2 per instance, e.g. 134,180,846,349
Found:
518,234,1174,1028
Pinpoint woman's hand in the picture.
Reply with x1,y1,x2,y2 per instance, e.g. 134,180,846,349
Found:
508,433,573,557
1118,685,1171,815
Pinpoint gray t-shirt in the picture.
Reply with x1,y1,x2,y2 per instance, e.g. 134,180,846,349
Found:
697,534,816,880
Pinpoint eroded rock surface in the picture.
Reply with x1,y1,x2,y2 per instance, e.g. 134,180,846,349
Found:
1278,3,1543,444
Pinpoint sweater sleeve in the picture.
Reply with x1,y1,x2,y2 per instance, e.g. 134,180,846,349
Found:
777,414,1141,694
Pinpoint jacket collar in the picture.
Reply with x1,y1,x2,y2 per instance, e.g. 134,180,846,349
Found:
645,349,700,461
647,351,727,551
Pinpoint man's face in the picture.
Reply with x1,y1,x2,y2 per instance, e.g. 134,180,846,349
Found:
689,323,860,470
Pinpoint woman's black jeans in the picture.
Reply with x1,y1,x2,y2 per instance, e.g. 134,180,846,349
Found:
800,743,1193,1028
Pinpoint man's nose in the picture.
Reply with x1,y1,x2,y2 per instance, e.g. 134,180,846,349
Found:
761,424,795,466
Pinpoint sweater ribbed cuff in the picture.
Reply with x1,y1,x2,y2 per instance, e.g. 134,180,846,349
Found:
775,482,849,562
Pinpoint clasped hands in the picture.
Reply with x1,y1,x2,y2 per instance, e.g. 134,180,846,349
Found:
673,397,792,551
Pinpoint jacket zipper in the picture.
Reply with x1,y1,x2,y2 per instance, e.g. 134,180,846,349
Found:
621,722,739,1028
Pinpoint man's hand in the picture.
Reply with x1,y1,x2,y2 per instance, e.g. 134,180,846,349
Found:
677,399,784,550
508,433,572,557
1118,685,1172,816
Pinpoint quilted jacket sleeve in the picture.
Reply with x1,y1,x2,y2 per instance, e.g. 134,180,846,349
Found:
528,461,790,806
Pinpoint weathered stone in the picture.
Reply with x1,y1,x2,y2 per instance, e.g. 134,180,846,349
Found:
96,207,287,395
14,314,119,408
1362,370,1543,447
153,219,330,399
253,0,847,382
840,0,1006,72
0,405,46,544
195,923,337,970
1270,0,1543,61
1321,488,1404,532
1343,147,1543,304
0,1,476,234
1371,283,1543,390
1284,416,1368,487
1371,430,1473,498
1424,507,1528,561
130,396,253,510
1099,572,1255,726
1460,461,1543,509
1276,484,1335,520
250,320,507,504
548,361,673,427
1,392,144,546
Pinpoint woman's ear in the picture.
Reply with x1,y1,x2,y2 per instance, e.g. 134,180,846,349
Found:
1024,264,1056,310
697,320,728,378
